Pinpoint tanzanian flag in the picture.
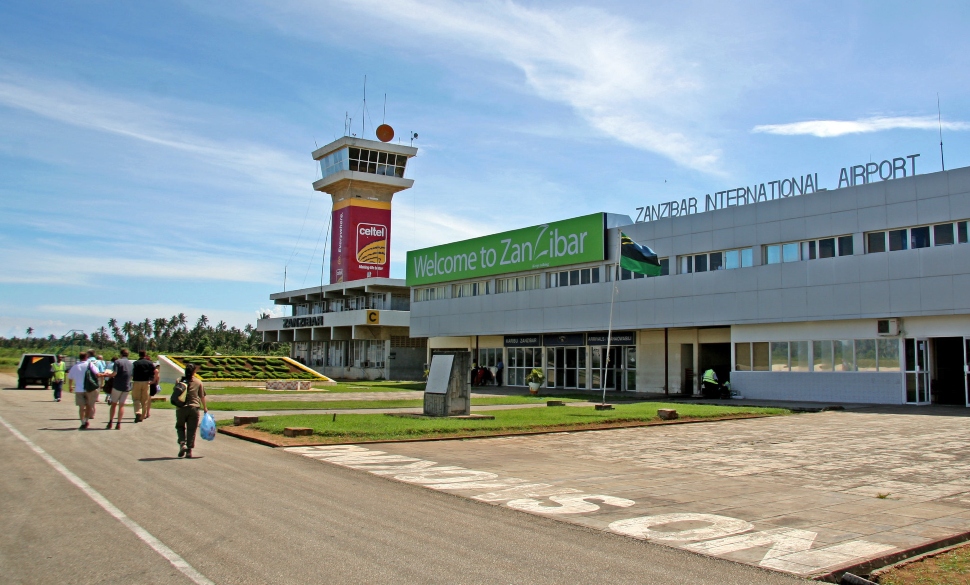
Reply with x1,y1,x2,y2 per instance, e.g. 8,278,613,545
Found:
620,233,662,276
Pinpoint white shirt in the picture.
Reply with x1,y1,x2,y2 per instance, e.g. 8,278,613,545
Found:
68,360,95,393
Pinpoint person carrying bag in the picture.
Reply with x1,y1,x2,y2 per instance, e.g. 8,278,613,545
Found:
172,363,208,459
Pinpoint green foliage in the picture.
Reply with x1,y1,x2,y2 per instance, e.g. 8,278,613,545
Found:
1,312,288,358
168,355,324,381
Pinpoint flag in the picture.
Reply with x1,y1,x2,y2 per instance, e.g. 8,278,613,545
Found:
619,233,662,276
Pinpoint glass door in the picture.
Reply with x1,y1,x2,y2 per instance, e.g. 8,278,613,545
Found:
904,339,931,404
965,338,970,407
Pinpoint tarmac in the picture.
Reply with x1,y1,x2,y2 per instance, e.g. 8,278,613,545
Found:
0,374,806,584
286,404,970,580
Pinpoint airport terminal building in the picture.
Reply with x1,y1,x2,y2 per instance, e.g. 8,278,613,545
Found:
407,164,970,406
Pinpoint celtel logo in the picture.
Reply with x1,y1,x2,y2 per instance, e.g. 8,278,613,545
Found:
356,223,387,265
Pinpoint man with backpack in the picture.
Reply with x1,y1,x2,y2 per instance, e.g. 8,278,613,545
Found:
67,351,100,430
131,350,155,423
105,349,133,430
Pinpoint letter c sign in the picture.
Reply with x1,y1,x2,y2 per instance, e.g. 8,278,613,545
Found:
366,310,380,325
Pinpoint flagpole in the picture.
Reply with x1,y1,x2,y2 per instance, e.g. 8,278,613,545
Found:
603,232,620,406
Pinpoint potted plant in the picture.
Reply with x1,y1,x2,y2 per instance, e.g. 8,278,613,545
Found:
526,368,544,395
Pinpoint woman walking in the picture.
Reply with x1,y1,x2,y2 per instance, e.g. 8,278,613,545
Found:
176,363,208,459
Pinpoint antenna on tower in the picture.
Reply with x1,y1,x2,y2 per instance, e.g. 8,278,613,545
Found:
362,75,367,138
383,93,387,125
938,93,945,172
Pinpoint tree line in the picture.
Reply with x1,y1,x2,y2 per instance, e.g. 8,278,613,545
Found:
4,313,288,356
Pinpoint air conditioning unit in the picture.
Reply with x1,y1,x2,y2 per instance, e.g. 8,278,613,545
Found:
877,318,899,336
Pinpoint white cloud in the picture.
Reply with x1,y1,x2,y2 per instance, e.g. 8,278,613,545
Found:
752,116,970,138
253,0,723,174
0,73,310,195
0,246,279,286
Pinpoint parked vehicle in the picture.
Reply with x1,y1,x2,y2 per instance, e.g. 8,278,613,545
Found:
17,354,56,389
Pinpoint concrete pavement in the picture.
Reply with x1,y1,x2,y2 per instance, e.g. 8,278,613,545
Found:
286,408,970,579
0,377,805,584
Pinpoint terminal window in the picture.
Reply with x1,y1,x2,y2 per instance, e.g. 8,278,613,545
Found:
768,237,852,264
679,249,749,274
866,221,969,253
736,339,900,373
550,267,601,287
497,274,541,293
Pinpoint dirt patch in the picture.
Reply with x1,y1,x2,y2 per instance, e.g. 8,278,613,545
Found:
875,542,970,584
218,413,772,448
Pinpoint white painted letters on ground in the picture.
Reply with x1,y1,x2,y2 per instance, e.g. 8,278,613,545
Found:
286,445,896,576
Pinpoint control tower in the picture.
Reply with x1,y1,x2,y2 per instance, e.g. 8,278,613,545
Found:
311,132,418,283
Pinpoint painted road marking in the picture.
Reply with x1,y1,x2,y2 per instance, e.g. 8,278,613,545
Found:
0,414,215,585
287,444,896,575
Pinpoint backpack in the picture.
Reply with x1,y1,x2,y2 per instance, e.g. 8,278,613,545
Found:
83,363,100,392
170,378,189,407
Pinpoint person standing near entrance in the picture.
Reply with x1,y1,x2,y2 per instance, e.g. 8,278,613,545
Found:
495,358,504,387
106,349,133,429
702,368,719,398
131,350,155,422
50,355,66,402
175,363,208,459
67,352,98,429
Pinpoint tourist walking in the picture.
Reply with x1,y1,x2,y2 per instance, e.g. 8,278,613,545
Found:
67,351,99,429
131,350,155,422
106,349,133,429
144,361,160,420
175,363,208,459
50,355,65,402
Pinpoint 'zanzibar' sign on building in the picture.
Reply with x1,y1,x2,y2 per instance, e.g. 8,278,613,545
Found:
407,213,605,286
636,154,921,223
283,316,323,328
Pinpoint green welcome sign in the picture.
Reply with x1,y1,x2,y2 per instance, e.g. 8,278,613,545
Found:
406,213,605,286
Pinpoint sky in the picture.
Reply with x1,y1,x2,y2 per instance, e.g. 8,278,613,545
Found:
2,0,969,338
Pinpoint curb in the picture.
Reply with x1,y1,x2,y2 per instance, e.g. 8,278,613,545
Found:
217,413,777,448
812,530,970,582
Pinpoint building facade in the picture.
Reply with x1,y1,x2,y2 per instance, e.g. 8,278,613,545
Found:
257,278,425,381
408,166,970,406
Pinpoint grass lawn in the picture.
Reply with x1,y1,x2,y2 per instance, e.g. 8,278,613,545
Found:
878,543,970,584
156,395,583,411
241,403,788,442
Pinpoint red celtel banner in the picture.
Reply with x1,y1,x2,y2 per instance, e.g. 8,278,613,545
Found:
330,201,391,283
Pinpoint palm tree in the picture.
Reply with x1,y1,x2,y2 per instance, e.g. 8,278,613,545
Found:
122,321,134,344
176,313,188,330
25,327,34,336
216,320,227,332
196,315,209,329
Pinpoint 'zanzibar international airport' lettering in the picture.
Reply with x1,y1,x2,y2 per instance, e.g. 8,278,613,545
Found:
636,154,920,223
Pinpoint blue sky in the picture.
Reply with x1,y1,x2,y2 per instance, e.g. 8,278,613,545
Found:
2,0,969,338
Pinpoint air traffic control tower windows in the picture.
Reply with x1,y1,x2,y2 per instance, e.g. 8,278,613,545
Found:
319,147,408,180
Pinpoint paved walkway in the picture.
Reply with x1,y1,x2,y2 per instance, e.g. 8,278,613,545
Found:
288,408,970,579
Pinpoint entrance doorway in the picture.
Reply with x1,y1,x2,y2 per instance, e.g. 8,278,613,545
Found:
698,343,731,388
904,339,931,404
931,337,966,405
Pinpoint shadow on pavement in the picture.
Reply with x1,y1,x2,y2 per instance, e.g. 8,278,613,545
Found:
139,457,204,462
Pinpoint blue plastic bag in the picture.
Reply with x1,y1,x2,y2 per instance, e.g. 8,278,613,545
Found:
199,412,216,441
